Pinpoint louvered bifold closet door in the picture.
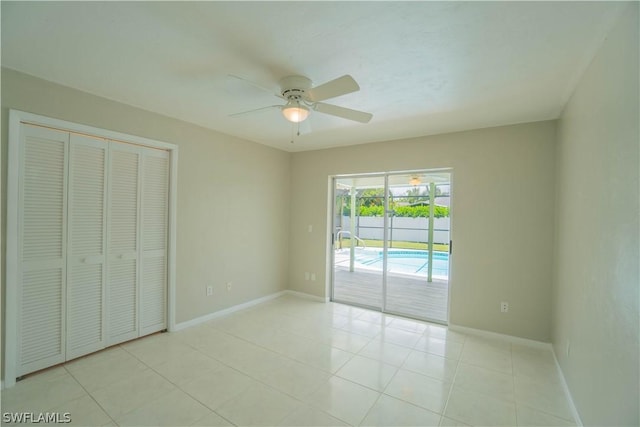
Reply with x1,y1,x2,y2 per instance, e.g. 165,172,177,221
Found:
107,142,141,345
66,135,108,359
18,125,69,376
140,149,169,335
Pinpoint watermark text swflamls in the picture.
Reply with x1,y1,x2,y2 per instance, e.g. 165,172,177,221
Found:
2,412,71,424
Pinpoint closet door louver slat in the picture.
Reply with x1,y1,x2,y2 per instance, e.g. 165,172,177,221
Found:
66,135,108,359
21,269,64,366
140,151,169,334
18,125,68,376
107,144,140,345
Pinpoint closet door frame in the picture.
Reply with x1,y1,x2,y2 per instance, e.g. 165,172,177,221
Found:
5,109,179,388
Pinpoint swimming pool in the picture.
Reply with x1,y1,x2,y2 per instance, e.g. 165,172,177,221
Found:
336,247,449,278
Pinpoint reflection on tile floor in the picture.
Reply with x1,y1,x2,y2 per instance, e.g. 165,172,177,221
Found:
2,295,576,426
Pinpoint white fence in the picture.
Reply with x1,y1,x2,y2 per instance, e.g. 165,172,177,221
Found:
339,216,450,244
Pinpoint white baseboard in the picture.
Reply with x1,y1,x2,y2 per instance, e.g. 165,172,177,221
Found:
448,323,551,349
173,290,287,331
551,346,583,426
284,290,330,303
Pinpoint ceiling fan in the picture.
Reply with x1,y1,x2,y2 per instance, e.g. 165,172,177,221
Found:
229,74,373,124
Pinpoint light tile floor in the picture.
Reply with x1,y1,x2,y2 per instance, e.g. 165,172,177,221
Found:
2,295,576,426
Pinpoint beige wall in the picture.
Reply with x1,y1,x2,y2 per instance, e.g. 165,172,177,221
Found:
290,121,557,342
552,4,639,426
2,8,637,424
1,68,291,379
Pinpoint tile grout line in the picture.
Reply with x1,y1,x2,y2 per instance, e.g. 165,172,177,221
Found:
203,311,363,375
356,391,384,427
296,313,385,425
119,337,240,426
138,319,363,425
103,343,195,424
438,334,466,425
62,361,119,426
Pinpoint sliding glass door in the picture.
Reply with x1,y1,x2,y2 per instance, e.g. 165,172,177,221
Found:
384,172,451,322
331,171,451,323
332,175,385,309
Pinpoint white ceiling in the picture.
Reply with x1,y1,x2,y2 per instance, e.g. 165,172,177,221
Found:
1,1,624,152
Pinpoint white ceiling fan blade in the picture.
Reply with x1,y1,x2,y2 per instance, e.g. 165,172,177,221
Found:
227,75,284,99
229,105,281,117
307,75,360,102
313,102,373,123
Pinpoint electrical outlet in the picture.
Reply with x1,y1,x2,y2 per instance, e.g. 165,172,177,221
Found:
226,282,232,291
304,272,310,281
311,273,316,281
500,301,509,313
206,285,213,296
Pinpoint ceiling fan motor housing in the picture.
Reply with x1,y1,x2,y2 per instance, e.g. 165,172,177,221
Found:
280,75,312,100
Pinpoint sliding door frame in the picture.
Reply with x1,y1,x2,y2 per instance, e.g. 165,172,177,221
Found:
329,169,453,323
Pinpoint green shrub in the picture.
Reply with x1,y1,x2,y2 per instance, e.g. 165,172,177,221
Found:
359,205,385,216
394,205,449,218
342,204,449,218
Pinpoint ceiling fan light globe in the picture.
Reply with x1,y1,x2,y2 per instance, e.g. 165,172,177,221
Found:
282,105,310,123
